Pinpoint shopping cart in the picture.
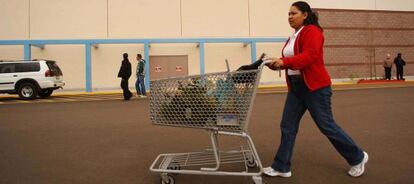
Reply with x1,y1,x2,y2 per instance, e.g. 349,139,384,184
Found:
149,59,270,184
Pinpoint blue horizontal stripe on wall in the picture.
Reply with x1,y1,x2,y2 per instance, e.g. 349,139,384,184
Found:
0,37,287,92
0,38,286,45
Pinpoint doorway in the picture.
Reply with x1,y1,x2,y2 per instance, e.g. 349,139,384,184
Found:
149,55,189,80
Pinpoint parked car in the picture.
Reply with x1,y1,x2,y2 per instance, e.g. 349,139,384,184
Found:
0,59,65,100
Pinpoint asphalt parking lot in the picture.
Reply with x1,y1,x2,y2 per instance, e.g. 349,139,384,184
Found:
1,85,413,184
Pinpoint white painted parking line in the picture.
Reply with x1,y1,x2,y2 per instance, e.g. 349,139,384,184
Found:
35,99,55,102
55,98,79,103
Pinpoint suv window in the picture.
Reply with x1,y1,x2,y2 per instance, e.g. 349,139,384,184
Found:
0,63,15,73
16,63,41,72
0,63,41,74
46,61,63,76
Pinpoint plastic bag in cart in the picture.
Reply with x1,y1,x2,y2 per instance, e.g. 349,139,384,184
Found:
232,53,266,83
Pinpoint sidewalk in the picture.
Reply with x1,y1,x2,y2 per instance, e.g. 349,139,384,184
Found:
2,79,414,98
258,79,414,93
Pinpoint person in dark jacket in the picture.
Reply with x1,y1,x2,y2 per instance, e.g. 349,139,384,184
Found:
394,53,406,80
118,53,133,100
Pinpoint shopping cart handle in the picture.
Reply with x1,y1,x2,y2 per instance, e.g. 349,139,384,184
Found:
201,167,219,171
262,59,273,65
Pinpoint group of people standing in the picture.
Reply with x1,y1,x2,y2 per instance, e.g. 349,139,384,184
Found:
383,53,406,80
117,53,147,100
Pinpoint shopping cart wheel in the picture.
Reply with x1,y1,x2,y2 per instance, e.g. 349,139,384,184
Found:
168,165,180,170
246,156,257,168
252,176,263,184
160,174,175,184
167,165,180,176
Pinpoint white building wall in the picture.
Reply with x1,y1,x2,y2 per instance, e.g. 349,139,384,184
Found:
0,0,413,91
30,0,107,39
0,0,29,39
108,0,182,38
31,45,86,90
91,44,144,91
181,0,250,37
0,46,24,60
249,0,293,37
376,0,414,11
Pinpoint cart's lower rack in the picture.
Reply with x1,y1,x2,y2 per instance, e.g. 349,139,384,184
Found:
150,147,261,176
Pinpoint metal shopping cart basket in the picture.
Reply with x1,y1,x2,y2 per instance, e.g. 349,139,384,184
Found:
149,60,268,184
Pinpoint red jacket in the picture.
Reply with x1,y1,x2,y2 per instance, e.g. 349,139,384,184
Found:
281,24,331,92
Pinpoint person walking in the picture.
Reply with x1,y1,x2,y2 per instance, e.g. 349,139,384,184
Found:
118,53,133,100
135,54,147,97
264,1,368,178
394,53,406,80
383,53,393,80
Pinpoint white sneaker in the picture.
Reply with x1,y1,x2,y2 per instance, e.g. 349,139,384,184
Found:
348,151,369,177
139,95,147,98
263,166,292,177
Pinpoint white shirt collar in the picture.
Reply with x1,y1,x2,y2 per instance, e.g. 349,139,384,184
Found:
293,26,305,37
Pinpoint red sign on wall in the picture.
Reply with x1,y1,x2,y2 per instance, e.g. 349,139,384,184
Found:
155,66,162,72
175,65,182,72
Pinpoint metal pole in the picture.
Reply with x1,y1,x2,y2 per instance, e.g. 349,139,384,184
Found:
250,41,256,63
24,43,31,60
144,42,150,90
199,42,205,75
373,47,377,79
85,44,92,92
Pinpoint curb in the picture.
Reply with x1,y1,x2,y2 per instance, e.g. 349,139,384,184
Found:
1,81,413,98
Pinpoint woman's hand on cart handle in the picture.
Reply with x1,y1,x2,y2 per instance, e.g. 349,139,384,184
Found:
265,58,284,70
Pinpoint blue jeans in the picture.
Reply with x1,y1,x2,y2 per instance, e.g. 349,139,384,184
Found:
135,75,146,96
271,78,364,172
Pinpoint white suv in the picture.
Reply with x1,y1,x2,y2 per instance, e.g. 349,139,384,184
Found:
0,60,65,100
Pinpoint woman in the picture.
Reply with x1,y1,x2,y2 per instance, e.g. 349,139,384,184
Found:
264,1,368,178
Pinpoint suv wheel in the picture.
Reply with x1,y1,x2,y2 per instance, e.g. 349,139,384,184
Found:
39,89,53,98
18,83,38,100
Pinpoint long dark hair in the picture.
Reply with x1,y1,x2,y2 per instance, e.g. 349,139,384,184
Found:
292,1,323,31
